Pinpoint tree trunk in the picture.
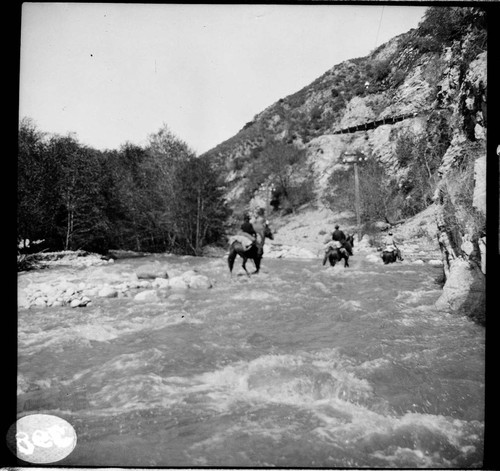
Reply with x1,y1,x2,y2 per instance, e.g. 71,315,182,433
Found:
195,190,201,255
65,209,73,251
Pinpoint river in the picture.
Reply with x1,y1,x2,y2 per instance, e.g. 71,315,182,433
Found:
17,253,485,467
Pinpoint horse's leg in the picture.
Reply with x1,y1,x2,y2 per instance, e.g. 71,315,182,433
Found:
344,256,349,268
242,257,250,276
253,256,261,274
329,254,337,267
228,248,237,276
322,251,328,266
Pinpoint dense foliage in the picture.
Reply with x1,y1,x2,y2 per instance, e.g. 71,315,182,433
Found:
18,118,229,256
231,141,316,215
322,157,401,226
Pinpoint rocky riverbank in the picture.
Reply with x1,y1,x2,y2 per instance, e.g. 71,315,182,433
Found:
17,254,213,310
18,238,444,311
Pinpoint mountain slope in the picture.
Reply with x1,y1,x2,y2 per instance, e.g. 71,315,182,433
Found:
202,7,487,323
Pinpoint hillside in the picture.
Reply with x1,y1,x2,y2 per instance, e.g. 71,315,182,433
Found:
202,7,487,324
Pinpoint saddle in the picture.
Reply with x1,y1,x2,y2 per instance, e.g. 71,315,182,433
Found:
324,240,342,252
324,241,348,257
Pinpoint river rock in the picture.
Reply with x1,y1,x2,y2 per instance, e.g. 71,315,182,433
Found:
70,297,91,308
152,277,170,289
168,276,189,290
188,274,212,289
98,286,118,298
136,263,169,280
134,290,160,302
428,259,443,266
180,270,198,282
33,297,47,307
84,287,100,297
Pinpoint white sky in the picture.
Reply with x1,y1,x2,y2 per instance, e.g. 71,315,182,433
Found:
19,3,428,155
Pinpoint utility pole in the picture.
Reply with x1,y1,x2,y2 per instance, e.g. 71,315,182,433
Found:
341,151,368,242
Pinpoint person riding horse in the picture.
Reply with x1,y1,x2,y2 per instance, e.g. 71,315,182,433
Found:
251,208,267,255
325,225,350,257
331,224,346,245
382,231,403,261
384,231,397,253
235,214,257,251
241,214,256,239
228,212,274,275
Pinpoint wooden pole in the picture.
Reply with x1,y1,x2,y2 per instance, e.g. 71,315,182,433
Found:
354,162,361,242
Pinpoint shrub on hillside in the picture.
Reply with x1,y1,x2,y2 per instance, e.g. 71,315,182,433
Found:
440,156,486,249
419,6,485,45
370,60,391,82
234,142,316,214
322,157,400,224
394,116,451,218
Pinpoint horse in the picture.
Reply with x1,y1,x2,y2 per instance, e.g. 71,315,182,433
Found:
228,223,274,276
322,244,350,268
322,233,353,268
381,247,403,264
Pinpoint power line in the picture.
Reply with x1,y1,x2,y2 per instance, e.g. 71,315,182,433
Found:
374,5,385,50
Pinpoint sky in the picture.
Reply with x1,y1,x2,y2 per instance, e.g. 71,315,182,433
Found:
19,3,429,155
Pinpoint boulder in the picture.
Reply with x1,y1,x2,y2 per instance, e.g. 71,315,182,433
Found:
70,297,90,308
134,290,160,303
168,277,189,290
136,263,169,280
98,286,118,298
188,274,212,289
435,258,485,324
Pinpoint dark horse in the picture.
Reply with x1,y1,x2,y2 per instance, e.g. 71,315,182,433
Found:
381,248,403,264
322,234,354,268
228,223,274,276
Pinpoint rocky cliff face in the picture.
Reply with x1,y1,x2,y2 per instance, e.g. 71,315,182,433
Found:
203,9,486,324
432,48,486,325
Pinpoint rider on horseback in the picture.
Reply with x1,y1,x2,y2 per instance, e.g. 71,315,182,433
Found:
325,225,349,257
233,214,257,251
241,214,257,238
383,231,403,260
251,208,267,256
384,231,397,251
332,224,346,245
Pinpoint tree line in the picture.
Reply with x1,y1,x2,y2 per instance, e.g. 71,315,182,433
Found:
18,118,229,256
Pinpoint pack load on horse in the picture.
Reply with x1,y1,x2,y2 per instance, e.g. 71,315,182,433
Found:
228,214,257,251
322,225,352,267
228,210,274,276
381,231,403,264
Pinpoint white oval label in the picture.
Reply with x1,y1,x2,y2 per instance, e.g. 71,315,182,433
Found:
7,414,77,463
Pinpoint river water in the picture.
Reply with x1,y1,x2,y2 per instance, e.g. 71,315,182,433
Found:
17,254,485,467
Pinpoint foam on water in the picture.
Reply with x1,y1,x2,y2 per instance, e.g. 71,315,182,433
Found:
173,349,483,467
17,256,484,467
